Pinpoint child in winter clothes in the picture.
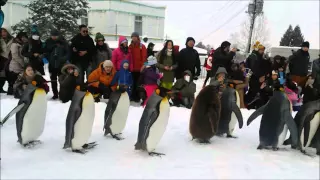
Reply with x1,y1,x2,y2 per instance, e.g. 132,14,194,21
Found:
58,63,82,103
171,70,196,109
110,60,133,97
284,76,302,111
140,56,162,106
13,64,49,99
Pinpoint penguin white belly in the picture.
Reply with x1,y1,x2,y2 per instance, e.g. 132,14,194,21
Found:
301,112,320,149
110,92,130,134
277,124,288,147
146,99,170,152
228,91,240,134
72,93,95,150
21,89,47,145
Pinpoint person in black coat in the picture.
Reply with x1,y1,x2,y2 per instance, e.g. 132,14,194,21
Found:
176,37,201,80
70,24,95,83
21,31,45,75
212,41,236,74
44,29,69,99
303,75,320,104
288,41,310,87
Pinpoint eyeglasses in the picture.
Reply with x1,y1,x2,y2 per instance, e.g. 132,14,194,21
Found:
82,30,88,34
97,40,104,42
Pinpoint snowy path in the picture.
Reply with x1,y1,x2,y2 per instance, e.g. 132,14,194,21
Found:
0,78,319,179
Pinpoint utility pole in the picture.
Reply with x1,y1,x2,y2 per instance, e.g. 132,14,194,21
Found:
246,0,264,54
115,24,118,40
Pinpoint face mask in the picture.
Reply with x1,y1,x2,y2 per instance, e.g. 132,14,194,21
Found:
184,75,190,82
32,35,40,40
308,79,315,85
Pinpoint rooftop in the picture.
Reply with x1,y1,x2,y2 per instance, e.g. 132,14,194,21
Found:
89,0,166,9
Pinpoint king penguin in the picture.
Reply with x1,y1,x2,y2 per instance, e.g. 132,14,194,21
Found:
104,86,130,140
283,99,320,156
63,86,97,154
1,81,48,148
217,87,243,138
247,90,299,150
189,85,221,144
135,88,170,156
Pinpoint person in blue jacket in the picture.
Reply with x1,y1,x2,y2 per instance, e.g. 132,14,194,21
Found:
111,60,133,97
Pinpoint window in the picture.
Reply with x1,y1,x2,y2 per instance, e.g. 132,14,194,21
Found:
81,10,88,25
134,15,143,35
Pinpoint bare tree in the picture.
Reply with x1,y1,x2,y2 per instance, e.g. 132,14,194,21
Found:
229,15,271,53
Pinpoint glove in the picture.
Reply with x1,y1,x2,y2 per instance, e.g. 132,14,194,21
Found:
158,73,163,79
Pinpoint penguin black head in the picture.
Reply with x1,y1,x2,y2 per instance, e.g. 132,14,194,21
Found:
155,87,168,98
31,75,48,91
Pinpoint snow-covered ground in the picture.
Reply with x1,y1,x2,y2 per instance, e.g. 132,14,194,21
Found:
1,72,319,179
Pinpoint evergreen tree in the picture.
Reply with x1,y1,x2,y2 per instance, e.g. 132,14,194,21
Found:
279,25,293,46
11,0,89,40
291,25,305,46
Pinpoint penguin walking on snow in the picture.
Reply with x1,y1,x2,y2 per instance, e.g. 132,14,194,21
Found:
189,85,221,144
283,99,320,156
217,87,243,138
104,86,130,140
135,88,170,157
247,89,299,151
63,87,97,154
1,81,48,148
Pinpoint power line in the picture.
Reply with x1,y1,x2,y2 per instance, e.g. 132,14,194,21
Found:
208,1,235,21
199,5,247,42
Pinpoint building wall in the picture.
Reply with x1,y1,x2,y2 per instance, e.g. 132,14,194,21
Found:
2,1,30,28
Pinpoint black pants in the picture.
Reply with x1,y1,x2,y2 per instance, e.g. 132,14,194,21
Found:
76,63,89,84
49,67,61,96
204,70,212,86
131,72,141,101
7,71,19,94
87,84,112,99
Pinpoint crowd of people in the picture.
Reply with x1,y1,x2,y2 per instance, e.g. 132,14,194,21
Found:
1,24,320,110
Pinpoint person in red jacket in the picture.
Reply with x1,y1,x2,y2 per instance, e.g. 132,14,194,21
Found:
202,48,214,88
129,32,147,102
112,36,133,72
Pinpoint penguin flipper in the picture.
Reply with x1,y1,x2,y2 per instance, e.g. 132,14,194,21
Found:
1,103,25,126
232,103,243,128
285,111,299,148
247,104,266,126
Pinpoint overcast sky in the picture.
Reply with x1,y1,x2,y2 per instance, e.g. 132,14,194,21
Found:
138,0,319,49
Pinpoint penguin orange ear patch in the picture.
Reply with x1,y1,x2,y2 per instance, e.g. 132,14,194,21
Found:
155,89,160,95
31,81,37,86
76,86,80,90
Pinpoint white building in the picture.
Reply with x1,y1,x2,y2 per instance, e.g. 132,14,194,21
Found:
2,0,166,43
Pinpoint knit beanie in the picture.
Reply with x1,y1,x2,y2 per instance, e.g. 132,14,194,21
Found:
95,32,105,41
103,60,113,68
50,29,59,36
145,56,157,66
301,41,310,48
185,37,195,45
131,32,139,38
257,44,265,50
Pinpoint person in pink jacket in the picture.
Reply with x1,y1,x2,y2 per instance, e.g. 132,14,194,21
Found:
112,36,133,71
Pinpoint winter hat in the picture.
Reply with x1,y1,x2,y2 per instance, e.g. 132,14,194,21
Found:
120,38,128,45
95,32,105,41
131,32,139,38
185,37,195,45
221,41,231,49
301,41,310,48
1,26,12,34
145,56,157,66
253,41,260,50
50,29,59,36
103,60,113,68
272,70,278,75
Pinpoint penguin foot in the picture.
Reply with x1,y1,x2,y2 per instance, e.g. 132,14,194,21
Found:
301,150,315,157
257,145,264,150
112,134,124,141
83,142,97,149
23,140,42,148
316,151,320,156
72,149,87,154
149,152,165,157
198,139,210,144
216,133,224,137
226,134,238,138
272,147,279,151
